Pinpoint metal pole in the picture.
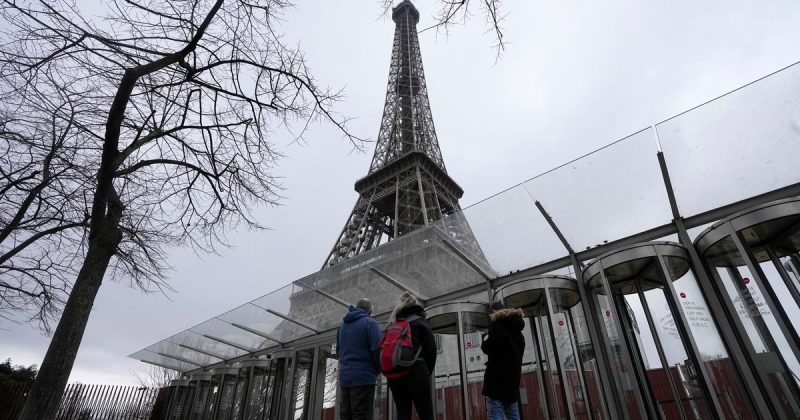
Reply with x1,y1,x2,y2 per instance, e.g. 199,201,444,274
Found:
456,309,471,420
672,218,774,419
543,286,576,420
571,254,617,420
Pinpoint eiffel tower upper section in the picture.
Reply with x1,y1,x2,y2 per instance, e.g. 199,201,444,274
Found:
322,0,483,268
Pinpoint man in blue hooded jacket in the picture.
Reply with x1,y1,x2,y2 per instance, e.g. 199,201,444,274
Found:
337,298,382,420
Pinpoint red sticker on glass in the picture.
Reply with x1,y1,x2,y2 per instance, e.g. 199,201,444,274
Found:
558,320,564,326
680,292,686,298
605,311,611,317
743,277,750,284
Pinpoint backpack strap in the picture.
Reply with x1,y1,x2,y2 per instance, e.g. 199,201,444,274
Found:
401,314,421,323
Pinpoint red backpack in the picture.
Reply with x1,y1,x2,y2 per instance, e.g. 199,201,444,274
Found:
379,315,421,378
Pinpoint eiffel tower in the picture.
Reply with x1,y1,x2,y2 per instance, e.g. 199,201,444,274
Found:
322,0,484,269
274,1,489,337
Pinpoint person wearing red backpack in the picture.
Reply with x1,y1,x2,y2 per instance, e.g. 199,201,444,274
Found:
381,291,437,420
337,298,382,420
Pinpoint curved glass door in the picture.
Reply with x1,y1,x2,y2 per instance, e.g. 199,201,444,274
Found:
240,360,272,420
427,302,491,420
583,242,756,420
696,199,800,418
289,349,316,420
496,275,597,420
187,375,212,420
428,309,464,420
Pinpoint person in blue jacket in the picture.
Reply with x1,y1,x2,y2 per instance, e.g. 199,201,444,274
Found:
336,298,382,420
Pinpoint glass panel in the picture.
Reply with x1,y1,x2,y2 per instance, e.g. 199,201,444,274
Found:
524,128,672,251
536,314,565,419
664,256,757,419
588,274,648,419
570,303,606,420
243,363,273,420
216,374,238,420
189,317,270,352
366,233,485,301
657,62,800,217
166,384,193,419
315,344,338,420
203,376,220,420
128,350,196,372
249,285,324,340
374,375,389,420
462,311,490,420
549,288,590,420
144,341,216,367
290,349,315,420
320,261,403,317
456,185,566,274
231,374,246,420
169,330,247,361
188,379,212,420
708,236,800,417
270,358,290,420
430,312,463,420
518,317,547,420
639,283,711,418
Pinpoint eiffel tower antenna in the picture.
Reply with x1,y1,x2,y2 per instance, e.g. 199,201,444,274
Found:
323,0,482,268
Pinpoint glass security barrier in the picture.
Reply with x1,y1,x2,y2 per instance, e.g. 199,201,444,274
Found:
696,198,800,419
311,344,337,420
164,379,193,420
238,359,272,420
210,368,241,420
495,275,599,420
289,348,316,420
582,242,756,420
267,351,292,420
426,301,490,420
187,373,214,420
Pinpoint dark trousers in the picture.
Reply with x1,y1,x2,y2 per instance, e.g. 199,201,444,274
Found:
387,362,434,420
340,386,375,420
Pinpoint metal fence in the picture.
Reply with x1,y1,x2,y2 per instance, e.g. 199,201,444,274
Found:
0,383,168,420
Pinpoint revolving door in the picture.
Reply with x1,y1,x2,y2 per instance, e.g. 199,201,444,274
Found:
426,302,491,420
695,198,800,418
582,242,755,420
495,275,600,420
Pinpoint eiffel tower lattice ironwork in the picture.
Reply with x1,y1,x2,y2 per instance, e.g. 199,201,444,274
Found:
322,0,484,269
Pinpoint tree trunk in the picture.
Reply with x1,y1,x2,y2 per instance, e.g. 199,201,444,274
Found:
17,221,120,420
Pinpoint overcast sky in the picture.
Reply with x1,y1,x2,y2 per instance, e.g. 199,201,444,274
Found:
3,0,800,385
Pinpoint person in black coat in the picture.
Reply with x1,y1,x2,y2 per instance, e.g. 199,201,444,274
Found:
386,291,437,420
481,301,525,420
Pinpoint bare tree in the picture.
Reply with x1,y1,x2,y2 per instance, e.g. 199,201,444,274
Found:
0,0,364,418
380,0,508,60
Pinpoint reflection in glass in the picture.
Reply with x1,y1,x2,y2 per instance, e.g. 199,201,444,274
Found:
462,312,490,420
586,251,724,420
664,257,756,419
431,315,463,420
704,233,800,418
290,349,315,420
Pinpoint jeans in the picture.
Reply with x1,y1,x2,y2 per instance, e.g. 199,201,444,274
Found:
387,362,434,420
487,398,520,420
339,386,375,420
